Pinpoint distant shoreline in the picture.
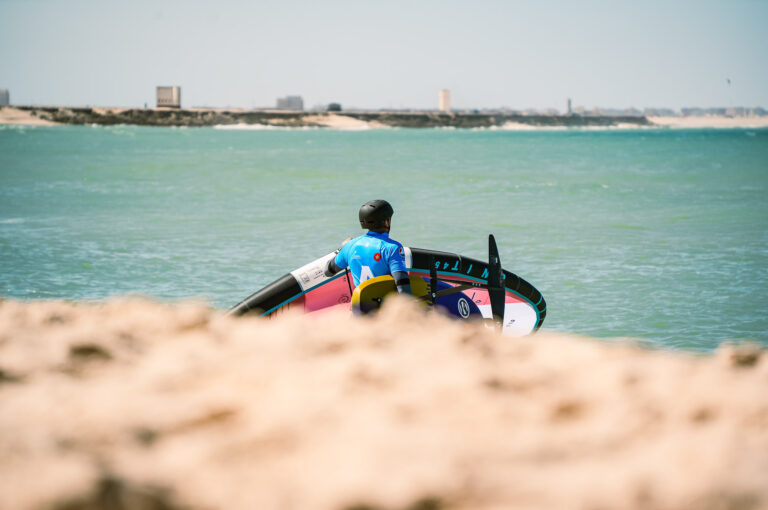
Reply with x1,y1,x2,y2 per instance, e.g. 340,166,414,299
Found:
0,106,650,129
1,106,767,129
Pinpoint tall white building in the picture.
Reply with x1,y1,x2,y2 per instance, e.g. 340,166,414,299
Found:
0,89,9,106
156,86,181,108
438,89,451,112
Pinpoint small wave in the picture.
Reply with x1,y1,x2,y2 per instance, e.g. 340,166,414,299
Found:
498,124,544,131
214,123,319,131
470,123,651,132
0,218,25,224
610,224,648,230
335,125,374,131
0,124,33,132
574,124,651,131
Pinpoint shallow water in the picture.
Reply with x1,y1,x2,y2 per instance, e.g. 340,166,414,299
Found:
1,124,767,350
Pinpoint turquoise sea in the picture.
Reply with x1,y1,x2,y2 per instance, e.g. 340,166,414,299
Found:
1,124,767,351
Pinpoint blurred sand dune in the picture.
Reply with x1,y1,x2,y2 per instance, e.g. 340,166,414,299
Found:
1,297,766,510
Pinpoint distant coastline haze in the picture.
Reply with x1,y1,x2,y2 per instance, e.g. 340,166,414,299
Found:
0,0,766,111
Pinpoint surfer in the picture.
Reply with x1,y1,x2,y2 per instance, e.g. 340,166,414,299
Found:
324,199,412,296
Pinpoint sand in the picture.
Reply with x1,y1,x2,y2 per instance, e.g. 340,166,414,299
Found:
648,116,768,129
304,114,388,130
0,107,59,126
1,297,766,510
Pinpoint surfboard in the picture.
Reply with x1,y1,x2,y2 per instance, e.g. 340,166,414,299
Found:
229,242,546,336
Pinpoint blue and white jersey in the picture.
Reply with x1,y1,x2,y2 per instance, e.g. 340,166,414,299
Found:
335,231,407,286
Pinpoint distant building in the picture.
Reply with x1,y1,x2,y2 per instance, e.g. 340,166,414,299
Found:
0,89,8,106
566,98,572,115
156,86,181,108
682,107,728,117
327,103,342,112
438,89,451,112
644,108,677,117
276,95,304,110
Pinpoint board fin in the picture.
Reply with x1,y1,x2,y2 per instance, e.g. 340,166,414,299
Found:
429,254,437,308
488,234,505,328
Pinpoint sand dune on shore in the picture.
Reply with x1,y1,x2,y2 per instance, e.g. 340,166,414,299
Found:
648,116,768,129
0,297,767,510
303,114,388,130
0,107,59,126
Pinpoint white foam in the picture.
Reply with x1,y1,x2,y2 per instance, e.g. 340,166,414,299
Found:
213,123,318,131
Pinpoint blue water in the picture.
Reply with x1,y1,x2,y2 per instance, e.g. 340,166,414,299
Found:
1,124,767,350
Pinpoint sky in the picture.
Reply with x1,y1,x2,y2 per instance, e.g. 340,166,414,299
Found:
1,0,767,111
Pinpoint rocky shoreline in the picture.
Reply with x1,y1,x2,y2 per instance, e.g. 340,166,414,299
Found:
5,105,652,128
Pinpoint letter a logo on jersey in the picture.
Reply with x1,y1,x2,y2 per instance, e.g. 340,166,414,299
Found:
374,252,381,261
359,266,374,282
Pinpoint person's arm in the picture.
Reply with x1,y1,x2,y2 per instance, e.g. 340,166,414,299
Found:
389,245,412,295
392,270,412,295
324,237,353,277
324,256,342,277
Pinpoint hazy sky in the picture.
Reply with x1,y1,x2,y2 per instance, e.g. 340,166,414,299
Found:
1,0,766,111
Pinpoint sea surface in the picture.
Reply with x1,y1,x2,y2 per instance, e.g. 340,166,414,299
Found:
1,124,766,350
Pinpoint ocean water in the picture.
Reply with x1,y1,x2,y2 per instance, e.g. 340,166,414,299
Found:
1,124,766,350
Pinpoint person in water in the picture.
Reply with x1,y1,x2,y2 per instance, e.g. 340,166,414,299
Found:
324,199,412,296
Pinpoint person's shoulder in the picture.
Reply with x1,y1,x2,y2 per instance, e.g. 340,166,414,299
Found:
338,235,362,257
383,237,405,256
344,234,366,247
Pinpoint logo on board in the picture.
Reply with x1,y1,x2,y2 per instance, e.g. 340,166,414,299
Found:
458,298,471,318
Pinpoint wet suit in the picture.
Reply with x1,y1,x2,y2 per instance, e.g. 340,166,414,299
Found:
325,231,412,295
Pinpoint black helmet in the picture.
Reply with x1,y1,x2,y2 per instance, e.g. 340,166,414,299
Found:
359,199,394,230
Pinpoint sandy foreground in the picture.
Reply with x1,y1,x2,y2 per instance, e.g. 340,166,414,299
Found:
1,298,766,510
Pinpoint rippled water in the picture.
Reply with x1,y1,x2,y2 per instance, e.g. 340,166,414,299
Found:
1,124,766,350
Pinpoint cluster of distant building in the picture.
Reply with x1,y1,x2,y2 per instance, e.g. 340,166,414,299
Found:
276,95,303,110
562,98,767,118
275,95,342,112
676,106,767,117
1,86,765,118
270,91,767,117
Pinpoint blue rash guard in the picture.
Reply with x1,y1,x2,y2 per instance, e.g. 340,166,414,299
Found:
335,231,408,287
